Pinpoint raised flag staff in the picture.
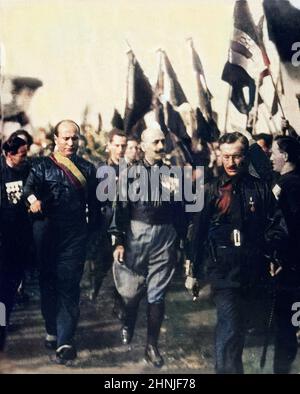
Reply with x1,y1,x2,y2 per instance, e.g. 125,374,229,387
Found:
259,94,278,135
270,66,284,118
252,74,262,135
223,85,232,134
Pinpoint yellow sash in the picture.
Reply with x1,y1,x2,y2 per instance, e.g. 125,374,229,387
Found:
53,152,87,187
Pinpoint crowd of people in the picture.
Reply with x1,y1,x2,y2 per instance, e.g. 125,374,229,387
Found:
0,117,299,373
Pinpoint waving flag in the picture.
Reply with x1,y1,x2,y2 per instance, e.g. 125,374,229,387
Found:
111,108,124,130
222,0,269,114
188,38,213,121
155,49,188,107
124,50,153,135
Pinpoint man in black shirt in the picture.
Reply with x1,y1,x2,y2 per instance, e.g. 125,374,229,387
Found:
89,128,127,312
188,132,287,374
111,127,187,368
271,135,300,373
0,135,32,352
24,120,99,364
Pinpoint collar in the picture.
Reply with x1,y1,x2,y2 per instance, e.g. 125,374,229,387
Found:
142,158,164,168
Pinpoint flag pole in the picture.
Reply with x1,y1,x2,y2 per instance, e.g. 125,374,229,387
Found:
261,110,275,136
267,66,285,119
125,39,133,53
260,93,278,134
257,16,286,119
223,85,231,134
252,73,261,135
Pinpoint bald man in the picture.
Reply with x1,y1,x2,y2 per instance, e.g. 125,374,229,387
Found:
24,120,99,364
111,127,187,368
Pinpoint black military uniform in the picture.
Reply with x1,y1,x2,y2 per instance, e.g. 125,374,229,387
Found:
0,155,32,350
272,169,300,373
189,171,287,374
24,154,98,352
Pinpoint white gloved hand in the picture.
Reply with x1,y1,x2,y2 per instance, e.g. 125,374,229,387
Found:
185,275,197,290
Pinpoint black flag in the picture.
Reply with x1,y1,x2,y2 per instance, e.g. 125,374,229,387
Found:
111,108,124,130
124,50,153,135
155,49,188,107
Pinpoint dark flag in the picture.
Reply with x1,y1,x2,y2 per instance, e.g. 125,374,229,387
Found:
97,113,103,133
196,107,220,143
165,101,190,141
264,0,300,89
155,49,188,107
82,105,90,128
129,118,147,141
222,0,269,114
111,108,124,130
154,101,193,164
124,50,153,135
263,0,300,65
297,94,300,110
188,39,213,121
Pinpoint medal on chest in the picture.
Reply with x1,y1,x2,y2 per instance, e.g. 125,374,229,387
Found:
249,196,255,213
5,180,23,204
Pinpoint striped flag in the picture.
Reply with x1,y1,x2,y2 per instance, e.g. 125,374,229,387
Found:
222,0,270,114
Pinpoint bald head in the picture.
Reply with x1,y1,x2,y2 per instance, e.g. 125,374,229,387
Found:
54,120,80,136
141,128,165,143
141,127,166,164
54,119,80,157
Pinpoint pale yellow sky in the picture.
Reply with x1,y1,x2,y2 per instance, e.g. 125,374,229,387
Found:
0,0,283,132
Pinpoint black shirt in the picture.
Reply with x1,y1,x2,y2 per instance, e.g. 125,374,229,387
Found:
275,170,300,261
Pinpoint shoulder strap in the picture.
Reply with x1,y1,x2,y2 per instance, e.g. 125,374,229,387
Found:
50,153,87,189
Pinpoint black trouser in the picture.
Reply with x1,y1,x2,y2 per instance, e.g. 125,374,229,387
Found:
39,220,86,348
213,288,246,374
0,267,24,351
0,219,30,350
